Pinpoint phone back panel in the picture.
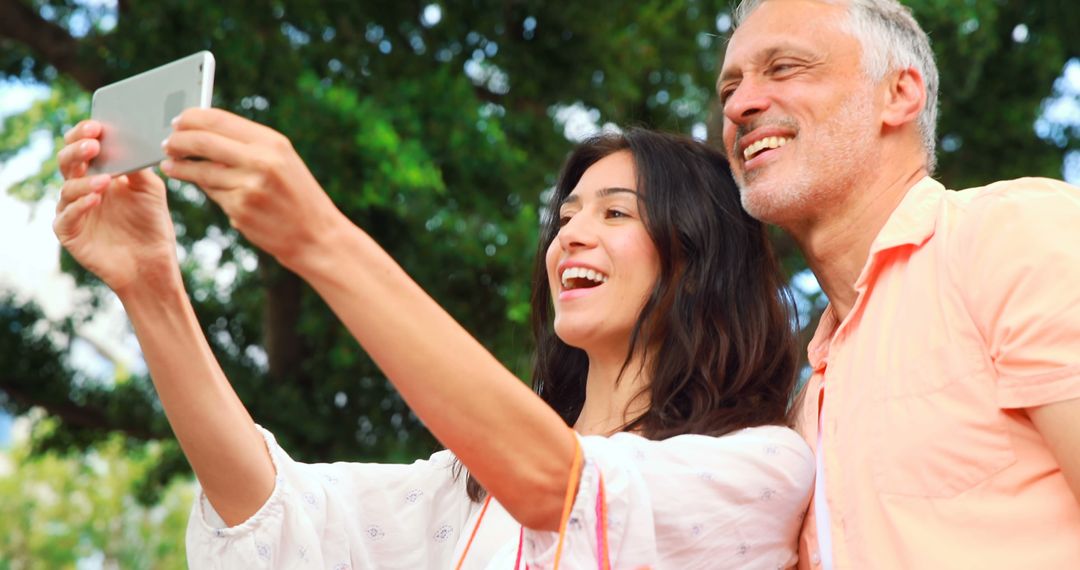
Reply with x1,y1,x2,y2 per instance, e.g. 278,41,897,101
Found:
89,51,215,176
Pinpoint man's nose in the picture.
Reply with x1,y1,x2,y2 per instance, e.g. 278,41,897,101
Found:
722,76,772,125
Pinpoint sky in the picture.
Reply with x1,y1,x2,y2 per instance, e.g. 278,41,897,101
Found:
1,58,1078,447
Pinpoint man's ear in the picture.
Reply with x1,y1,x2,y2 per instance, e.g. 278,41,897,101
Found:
881,67,926,128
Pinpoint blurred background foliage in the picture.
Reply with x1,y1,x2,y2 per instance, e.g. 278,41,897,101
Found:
0,0,1076,566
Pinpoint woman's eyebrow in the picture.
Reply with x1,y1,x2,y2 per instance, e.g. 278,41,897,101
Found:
560,186,638,207
597,187,638,198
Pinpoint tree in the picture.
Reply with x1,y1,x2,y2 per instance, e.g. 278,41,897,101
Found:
0,0,1076,520
0,0,742,486
0,417,191,569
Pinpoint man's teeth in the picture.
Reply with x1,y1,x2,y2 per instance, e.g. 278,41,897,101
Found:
560,266,609,289
743,136,791,161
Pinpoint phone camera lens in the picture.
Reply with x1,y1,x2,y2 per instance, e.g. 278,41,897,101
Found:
199,64,204,71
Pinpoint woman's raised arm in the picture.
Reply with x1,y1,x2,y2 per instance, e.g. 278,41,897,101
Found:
54,120,274,526
162,108,578,530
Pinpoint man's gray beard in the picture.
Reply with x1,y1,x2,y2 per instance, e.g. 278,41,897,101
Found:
735,91,879,225
737,173,815,225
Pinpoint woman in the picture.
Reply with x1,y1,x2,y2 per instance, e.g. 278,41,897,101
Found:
54,111,813,568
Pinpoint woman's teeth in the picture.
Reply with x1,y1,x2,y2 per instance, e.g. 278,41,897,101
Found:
561,267,609,290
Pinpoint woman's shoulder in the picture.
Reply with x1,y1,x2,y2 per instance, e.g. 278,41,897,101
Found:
608,424,810,455
712,424,813,457
601,425,814,482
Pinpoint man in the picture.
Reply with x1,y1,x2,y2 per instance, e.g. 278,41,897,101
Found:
718,0,1080,567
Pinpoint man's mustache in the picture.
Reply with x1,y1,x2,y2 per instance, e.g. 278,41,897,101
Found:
731,117,800,157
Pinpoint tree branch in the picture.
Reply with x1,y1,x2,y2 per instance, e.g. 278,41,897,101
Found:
0,0,105,90
0,382,161,441
258,254,307,383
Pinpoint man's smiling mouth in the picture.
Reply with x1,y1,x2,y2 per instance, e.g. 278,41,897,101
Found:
743,136,791,161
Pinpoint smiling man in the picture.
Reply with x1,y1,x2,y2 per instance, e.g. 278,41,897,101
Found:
719,0,1080,568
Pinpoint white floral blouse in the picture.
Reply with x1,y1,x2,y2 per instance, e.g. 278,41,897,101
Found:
186,425,814,569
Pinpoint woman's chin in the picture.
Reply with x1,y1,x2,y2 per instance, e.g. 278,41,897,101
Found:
553,324,595,350
554,324,627,354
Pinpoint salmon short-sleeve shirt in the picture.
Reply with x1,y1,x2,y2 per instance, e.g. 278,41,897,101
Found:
796,177,1080,569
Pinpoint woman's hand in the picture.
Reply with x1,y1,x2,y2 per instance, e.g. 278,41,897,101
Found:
54,120,178,295
160,109,346,271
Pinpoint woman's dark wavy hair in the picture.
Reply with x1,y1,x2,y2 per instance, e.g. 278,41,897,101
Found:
463,129,798,500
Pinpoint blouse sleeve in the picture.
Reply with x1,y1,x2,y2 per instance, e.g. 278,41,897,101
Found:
185,426,479,569
522,426,814,570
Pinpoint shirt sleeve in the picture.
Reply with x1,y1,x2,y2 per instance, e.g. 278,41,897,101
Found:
953,178,1080,409
521,426,814,570
185,426,478,569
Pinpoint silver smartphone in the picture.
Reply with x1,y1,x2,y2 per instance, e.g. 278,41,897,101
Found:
88,51,215,176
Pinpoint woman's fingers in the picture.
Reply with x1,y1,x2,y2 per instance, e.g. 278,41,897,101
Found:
172,108,276,145
53,190,101,240
58,138,101,180
126,168,163,190
59,121,104,179
162,129,252,170
63,120,102,145
57,174,110,214
160,157,251,194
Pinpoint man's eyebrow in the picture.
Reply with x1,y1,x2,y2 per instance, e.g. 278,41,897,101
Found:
717,45,817,88
559,187,638,208
718,66,742,87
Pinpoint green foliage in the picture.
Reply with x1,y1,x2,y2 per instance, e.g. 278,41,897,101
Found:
0,295,171,450
0,423,191,569
909,0,1080,186
0,81,87,202
3,0,748,472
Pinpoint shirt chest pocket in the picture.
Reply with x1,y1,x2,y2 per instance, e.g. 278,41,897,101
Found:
868,368,1016,497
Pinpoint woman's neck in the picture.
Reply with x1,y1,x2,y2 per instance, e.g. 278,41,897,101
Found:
573,348,651,436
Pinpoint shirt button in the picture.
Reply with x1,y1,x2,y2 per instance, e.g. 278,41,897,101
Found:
811,551,821,565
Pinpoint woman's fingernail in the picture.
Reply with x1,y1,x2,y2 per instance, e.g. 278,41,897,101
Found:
160,159,173,173
81,141,93,153
92,174,111,188
160,137,170,149
171,116,179,127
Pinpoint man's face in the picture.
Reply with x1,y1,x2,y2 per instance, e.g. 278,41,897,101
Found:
719,0,883,226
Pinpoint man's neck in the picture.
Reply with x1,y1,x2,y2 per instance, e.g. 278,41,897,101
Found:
789,166,928,322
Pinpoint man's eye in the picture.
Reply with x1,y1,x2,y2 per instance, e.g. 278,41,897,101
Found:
720,86,737,104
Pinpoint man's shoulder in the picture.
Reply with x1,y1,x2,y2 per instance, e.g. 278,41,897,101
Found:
944,176,1078,211
936,177,1078,238
934,176,1080,270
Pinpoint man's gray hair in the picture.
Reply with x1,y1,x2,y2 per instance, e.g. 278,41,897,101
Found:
733,0,940,172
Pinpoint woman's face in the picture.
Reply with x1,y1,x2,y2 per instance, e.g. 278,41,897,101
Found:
545,151,661,353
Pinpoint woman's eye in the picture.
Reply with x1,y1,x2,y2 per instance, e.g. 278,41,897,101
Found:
606,209,628,219
558,214,572,227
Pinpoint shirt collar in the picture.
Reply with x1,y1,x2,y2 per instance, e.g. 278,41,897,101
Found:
806,305,837,373
866,176,943,257
805,176,944,371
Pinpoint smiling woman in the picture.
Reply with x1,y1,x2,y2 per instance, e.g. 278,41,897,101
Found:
534,131,806,444
53,112,813,568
